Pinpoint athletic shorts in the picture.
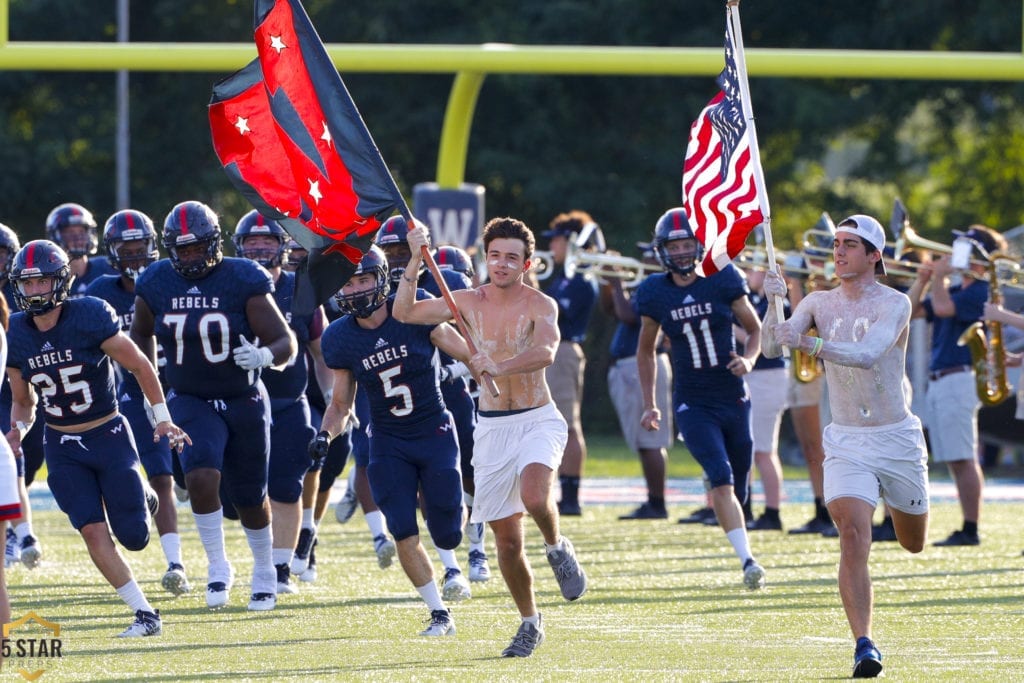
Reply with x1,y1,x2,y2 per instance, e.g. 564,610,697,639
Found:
787,371,823,408
823,414,930,515
608,355,673,452
746,367,789,453
471,402,567,524
546,341,584,428
924,370,980,463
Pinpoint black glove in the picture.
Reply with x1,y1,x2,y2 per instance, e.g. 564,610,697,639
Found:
308,430,332,461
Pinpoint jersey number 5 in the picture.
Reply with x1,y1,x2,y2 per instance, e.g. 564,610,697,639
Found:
378,366,413,417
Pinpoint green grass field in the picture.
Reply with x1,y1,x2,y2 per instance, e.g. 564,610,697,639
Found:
4,437,1023,681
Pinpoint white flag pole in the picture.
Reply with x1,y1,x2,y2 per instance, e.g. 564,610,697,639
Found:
728,0,787,353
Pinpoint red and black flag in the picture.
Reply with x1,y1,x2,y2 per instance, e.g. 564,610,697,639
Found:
210,0,407,315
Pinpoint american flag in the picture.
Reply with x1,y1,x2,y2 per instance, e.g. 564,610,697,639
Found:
682,22,765,277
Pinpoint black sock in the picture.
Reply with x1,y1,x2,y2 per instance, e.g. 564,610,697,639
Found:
763,507,780,522
648,496,666,511
882,515,893,528
963,521,978,536
814,497,831,522
559,476,580,504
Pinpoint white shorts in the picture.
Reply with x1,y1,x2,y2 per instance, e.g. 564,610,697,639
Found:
787,371,823,408
0,440,21,522
924,370,979,463
608,355,673,451
746,367,789,453
823,414,930,515
471,403,568,523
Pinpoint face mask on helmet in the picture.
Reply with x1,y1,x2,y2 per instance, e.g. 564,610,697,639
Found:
10,240,74,315
163,201,223,279
335,246,390,318
233,211,288,268
46,203,98,258
283,240,306,272
653,208,704,276
104,210,159,280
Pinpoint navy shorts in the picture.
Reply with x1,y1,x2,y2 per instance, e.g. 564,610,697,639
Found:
367,412,463,548
45,415,150,550
169,384,271,509
268,397,317,503
119,391,174,478
442,380,477,485
676,396,754,503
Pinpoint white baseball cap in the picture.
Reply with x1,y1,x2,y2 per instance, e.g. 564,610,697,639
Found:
836,214,886,275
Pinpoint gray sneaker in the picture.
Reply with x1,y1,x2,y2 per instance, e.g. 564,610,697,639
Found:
546,537,587,601
335,483,358,525
743,558,766,590
501,616,544,657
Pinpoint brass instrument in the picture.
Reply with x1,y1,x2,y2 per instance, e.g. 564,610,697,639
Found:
534,242,663,287
956,253,1013,406
792,328,822,383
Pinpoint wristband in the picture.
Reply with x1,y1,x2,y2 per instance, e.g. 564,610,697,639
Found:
14,420,31,439
151,402,172,424
809,336,824,358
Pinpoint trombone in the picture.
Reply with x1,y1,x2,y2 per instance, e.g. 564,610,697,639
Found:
534,240,664,287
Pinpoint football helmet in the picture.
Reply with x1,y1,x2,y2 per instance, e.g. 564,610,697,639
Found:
162,201,223,279
0,223,22,280
10,240,74,315
283,237,306,272
434,245,475,280
232,210,289,268
103,210,160,280
653,208,703,276
335,245,390,318
374,215,425,286
45,202,98,257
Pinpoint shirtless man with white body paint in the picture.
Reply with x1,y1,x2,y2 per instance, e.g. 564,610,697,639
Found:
761,214,929,680
393,216,587,658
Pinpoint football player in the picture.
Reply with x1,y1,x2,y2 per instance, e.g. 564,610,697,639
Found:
45,202,117,297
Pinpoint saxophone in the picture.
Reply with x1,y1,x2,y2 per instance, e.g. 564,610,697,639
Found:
956,254,1012,406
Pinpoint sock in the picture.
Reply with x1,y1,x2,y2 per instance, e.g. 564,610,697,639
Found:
648,496,666,511
814,497,830,522
544,536,565,556
559,476,580,504
302,507,315,529
434,545,459,572
14,522,32,541
116,579,154,614
882,515,894,528
522,613,540,627
193,509,229,568
159,532,182,566
416,579,446,611
243,524,276,593
763,507,780,522
726,528,754,566
272,547,293,567
366,510,387,538
463,492,474,508
963,521,978,536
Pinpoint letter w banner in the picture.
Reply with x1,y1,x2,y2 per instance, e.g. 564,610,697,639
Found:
682,1,773,278
209,0,409,315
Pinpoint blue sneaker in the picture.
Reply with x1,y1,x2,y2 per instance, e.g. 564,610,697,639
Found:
853,637,883,678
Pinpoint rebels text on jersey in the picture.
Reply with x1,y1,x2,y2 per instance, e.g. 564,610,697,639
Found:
636,264,749,404
134,257,273,399
320,297,445,440
7,297,121,427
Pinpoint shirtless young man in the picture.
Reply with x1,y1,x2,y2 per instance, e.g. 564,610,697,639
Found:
393,216,588,658
761,215,929,679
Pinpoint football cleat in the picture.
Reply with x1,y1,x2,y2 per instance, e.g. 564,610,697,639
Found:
206,563,235,609
373,534,396,569
247,592,277,612
276,563,298,595
161,562,192,596
419,609,455,637
441,567,472,602
334,484,358,524
291,527,315,574
742,558,767,590
174,484,190,503
467,549,491,583
19,534,42,569
117,609,162,638
300,538,318,583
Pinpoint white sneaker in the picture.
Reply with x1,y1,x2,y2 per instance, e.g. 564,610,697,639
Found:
162,563,192,596
743,559,766,590
468,549,491,582
276,563,298,595
335,485,358,524
441,567,472,602
174,484,190,503
206,563,235,609
373,534,396,569
118,609,162,638
419,609,455,637
247,591,277,611
19,534,42,570
299,538,318,582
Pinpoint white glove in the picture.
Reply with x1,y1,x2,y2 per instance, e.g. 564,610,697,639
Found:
440,361,471,384
233,335,275,371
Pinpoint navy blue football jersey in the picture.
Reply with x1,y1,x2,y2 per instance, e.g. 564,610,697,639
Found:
69,257,117,298
262,270,323,406
134,257,273,399
320,295,444,439
636,264,749,404
7,297,121,426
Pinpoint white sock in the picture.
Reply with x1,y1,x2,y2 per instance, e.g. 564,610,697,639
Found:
366,510,387,538
434,545,459,572
522,613,540,627
116,579,154,614
272,547,293,566
463,492,474,508
159,532,183,567
544,537,565,555
301,507,315,530
193,509,229,568
726,528,754,566
14,522,32,541
243,524,276,594
416,579,446,611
